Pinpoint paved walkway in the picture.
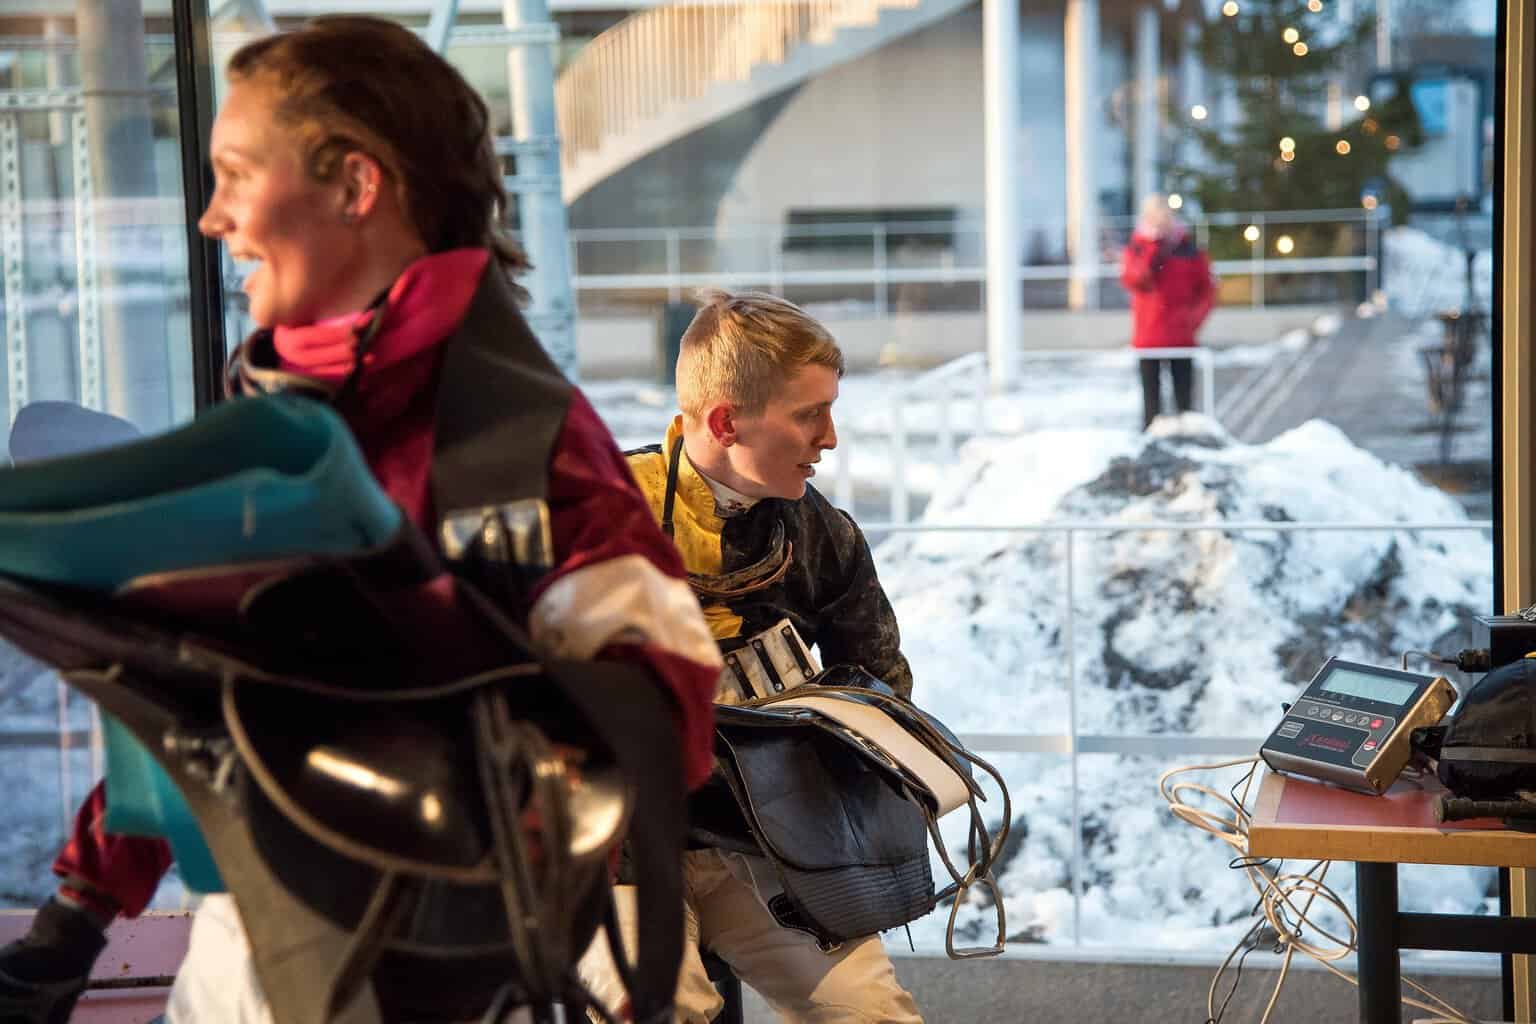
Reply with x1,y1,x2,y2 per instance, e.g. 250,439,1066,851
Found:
1216,308,1493,517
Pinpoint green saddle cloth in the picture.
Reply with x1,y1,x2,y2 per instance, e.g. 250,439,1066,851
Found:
0,395,402,892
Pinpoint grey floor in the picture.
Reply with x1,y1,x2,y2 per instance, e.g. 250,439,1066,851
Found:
738,952,1505,1023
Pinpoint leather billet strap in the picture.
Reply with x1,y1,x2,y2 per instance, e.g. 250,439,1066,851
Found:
661,435,684,539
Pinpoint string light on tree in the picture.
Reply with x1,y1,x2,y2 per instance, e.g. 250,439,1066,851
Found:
1385,134,1401,150
1276,235,1295,255
1221,0,1239,15
1191,104,1209,121
1180,0,1421,267
1361,194,1379,210
1167,194,1184,210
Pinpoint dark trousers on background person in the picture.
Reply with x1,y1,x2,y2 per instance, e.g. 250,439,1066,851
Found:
1139,356,1194,428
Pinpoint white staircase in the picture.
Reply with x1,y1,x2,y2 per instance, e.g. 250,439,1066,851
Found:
555,0,975,204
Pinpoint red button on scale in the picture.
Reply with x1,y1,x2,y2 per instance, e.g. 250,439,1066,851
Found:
1363,740,1378,751
1370,719,1383,729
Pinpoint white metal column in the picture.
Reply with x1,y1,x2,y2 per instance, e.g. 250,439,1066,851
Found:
1,113,25,424
1065,0,1100,310
1132,4,1159,211
426,0,461,54
72,109,102,412
1179,15,1202,174
506,0,578,378
983,0,1022,393
1375,0,1393,68
78,0,171,431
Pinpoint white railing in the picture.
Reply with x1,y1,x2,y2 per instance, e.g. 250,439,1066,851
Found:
570,208,1386,311
864,517,1494,947
555,0,920,172
830,348,1216,523
0,517,1493,947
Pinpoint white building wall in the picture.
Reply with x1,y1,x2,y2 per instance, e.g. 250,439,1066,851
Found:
713,2,1131,270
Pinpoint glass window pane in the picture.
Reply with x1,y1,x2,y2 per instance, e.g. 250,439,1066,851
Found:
572,0,1503,969
0,1,201,910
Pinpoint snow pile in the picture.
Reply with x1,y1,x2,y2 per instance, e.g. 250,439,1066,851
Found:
881,413,1495,950
1382,226,1493,320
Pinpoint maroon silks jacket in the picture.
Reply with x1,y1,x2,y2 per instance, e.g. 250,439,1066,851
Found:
53,251,720,919
1120,230,1216,349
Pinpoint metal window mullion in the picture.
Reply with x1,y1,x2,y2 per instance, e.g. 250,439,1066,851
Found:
71,110,102,411
173,0,228,411
2,114,27,424
1066,527,1083,947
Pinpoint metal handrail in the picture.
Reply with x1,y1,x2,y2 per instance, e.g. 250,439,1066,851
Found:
870,516,1491,946
568,208,1385,308
555,0,932,172
0,516,1493,947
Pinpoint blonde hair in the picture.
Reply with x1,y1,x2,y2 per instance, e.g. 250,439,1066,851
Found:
676,289,844,418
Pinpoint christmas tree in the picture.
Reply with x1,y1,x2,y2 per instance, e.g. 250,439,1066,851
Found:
1174,0,1423,261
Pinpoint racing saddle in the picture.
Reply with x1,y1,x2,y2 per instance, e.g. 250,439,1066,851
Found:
0,395,684,1024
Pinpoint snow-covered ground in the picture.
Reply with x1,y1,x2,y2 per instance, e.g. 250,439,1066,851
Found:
878,413,1493,953
1383,226,1493,321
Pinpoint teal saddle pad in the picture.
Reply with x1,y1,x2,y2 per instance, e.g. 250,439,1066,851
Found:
0,395,402,892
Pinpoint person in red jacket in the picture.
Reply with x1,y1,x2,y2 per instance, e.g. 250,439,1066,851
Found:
0,17,720,1024
1120,194,1216,429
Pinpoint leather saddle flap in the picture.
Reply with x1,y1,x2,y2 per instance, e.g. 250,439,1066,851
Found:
750,694,971,817
714,716,929,873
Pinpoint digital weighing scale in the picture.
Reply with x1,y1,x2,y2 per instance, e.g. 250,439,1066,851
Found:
1260,657,1457,795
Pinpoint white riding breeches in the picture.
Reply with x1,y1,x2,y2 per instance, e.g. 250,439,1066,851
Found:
577,849,923,1023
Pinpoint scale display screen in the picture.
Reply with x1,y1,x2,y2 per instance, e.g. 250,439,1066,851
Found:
1259,656,1457,795
1316,668,1420,706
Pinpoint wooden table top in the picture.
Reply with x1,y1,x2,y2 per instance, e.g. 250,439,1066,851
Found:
1248,768,1536,868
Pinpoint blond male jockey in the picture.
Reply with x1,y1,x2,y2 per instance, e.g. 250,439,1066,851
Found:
582,289,923,1023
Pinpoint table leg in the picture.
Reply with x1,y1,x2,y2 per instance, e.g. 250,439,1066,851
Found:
1356,861,1401,1024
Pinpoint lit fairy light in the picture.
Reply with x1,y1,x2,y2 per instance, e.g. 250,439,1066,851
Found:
1191,104,1209,120
1307,0,1323,10
1279,136,1296,152
1354,95,1371,112
1293,41,1309,56
1276,235,1295,255
1283,27,1300,43
1168,194,1184,210
1222,1,1239,15
1362,194,1379,210
1243,225,1261,243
